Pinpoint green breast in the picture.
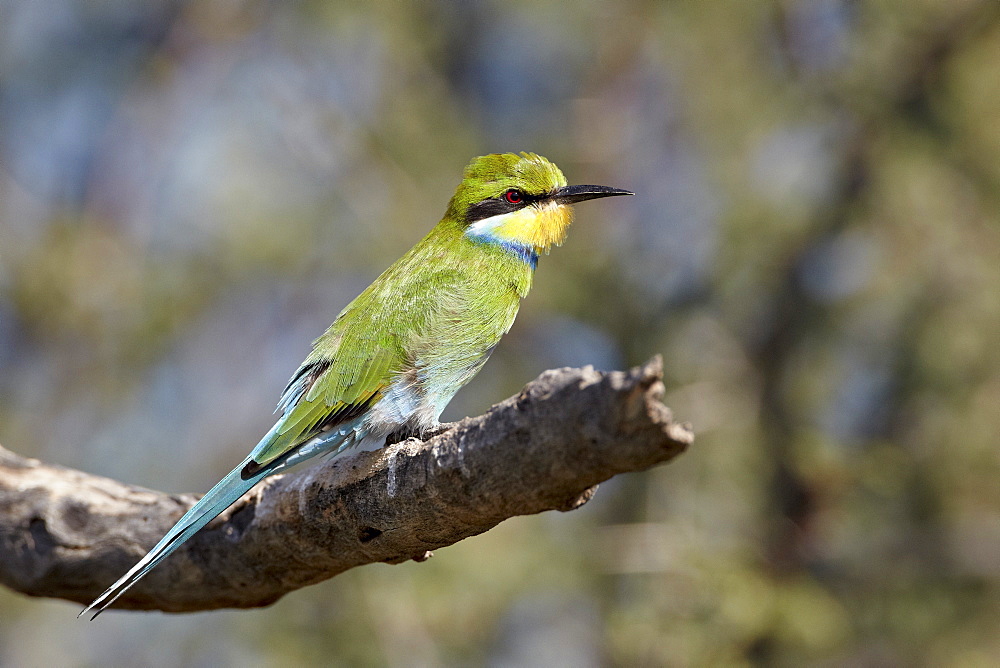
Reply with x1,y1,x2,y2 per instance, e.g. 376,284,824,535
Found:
309,221,532,416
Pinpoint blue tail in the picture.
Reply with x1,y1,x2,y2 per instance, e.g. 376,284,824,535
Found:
80,455,274,619
81,417,370,619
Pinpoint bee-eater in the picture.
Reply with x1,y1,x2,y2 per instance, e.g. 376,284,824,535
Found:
82,152,632,618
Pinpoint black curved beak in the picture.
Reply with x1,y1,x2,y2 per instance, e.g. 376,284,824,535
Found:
551,184,634,205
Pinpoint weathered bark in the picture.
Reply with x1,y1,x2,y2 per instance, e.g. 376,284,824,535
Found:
0,358,691,613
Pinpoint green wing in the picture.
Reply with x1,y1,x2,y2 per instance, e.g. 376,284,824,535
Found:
247,257,476,471
248,326,400,469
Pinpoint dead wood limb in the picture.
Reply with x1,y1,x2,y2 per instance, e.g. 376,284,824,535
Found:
0,357,691,613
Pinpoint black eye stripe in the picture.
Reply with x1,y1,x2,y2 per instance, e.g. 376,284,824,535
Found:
465,199,514,223
465,191,544,224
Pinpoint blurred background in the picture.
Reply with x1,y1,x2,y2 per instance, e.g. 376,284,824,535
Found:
1,0,999,665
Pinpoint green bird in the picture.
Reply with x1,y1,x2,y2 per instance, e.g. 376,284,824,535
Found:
82,152,632,618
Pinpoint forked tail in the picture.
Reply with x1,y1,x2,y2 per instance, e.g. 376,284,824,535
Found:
79,456,275,620
81,418,367,619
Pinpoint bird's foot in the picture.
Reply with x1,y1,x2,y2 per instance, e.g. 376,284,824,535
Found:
384,422,458,445
421,421,458,440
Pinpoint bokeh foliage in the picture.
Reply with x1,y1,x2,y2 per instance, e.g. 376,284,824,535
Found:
1,0,999,665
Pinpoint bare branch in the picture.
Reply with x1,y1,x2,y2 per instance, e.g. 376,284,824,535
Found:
0,358,691,613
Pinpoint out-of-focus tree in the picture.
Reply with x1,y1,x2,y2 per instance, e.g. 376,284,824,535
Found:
1,0,999,665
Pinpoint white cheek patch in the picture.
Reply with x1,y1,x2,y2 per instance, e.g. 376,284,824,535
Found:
465,210,520,242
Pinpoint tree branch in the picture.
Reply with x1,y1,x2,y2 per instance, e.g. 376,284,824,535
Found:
0,357,691,613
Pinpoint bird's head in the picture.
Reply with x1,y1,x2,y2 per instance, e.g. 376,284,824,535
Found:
447,152,632,257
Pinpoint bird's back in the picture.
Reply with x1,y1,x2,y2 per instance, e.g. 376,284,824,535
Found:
252,219,533,468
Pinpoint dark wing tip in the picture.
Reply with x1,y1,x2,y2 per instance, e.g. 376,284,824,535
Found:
240,460,264,480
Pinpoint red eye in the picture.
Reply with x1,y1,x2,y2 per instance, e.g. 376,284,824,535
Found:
504,189,523,204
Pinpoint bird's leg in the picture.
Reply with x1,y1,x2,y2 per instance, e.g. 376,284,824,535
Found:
421,421,458,440
384,427,415,446
384,422,458,445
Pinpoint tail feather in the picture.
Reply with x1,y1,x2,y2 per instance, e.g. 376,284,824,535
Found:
80,457,273,620
81,418,369,620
